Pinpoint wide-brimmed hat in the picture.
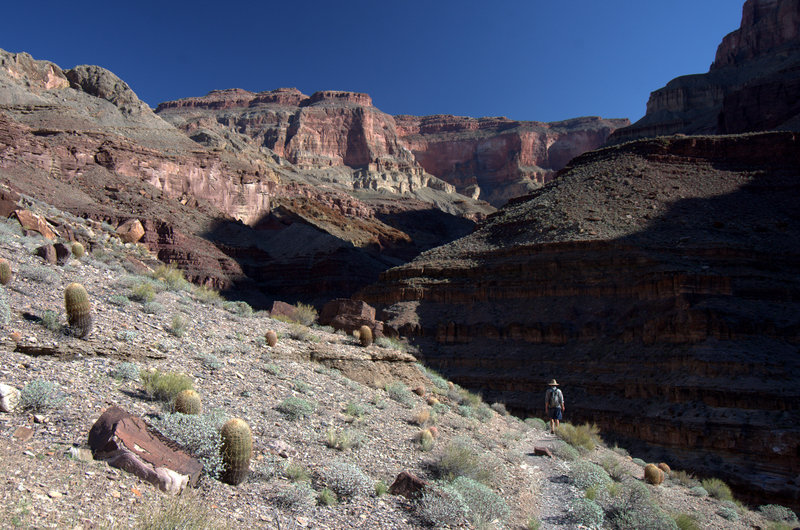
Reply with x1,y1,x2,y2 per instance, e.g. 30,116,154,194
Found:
548,379,559,386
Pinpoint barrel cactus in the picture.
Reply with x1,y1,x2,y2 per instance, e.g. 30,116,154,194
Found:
71,242,85,258
220,418,252,485
358,325,373,347
266,330,277,347
174,389,202,415
644,463,665,485
0,258,11,285
64,282,92,338
657,462,671,476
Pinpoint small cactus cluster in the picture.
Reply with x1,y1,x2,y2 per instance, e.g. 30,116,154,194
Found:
0,258,11,285
358,325,373,347
265,330,277,347
657,462,671,476
71,242,85,258
64,282,92,338
220,418,252,485
644,463,665,485
413,385,426,396
174,389,202,415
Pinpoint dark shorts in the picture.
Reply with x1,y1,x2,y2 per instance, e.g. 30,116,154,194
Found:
549,408,562,421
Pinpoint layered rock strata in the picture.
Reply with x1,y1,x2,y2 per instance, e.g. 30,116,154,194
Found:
609,0,800,143
359,132,800,508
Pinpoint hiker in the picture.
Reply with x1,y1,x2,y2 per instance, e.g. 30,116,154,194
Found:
545,379,565,434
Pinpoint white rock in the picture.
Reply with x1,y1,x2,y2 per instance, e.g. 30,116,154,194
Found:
0,383,20,412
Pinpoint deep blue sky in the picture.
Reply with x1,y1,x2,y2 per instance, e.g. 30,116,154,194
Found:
1,1,743,123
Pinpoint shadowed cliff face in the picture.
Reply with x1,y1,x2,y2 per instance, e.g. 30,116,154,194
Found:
358,132,800,509
609,0,800,143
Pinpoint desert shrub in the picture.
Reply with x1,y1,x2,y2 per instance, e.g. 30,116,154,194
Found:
688,486,708,497
142,301,164,314
111,362,139,381
150,411,226,478
20,380,66,412
263,363,281,376
223,300,253,317
129,281,157,303
571,498,604,528
525,417,547,431
0,288,9,326
39,309,61,332
717,504,739,521
631,457,646,466
345,401,366,418
275,483,315,509
701,477,733,501
385,381,415,407
432,402,450,415
108,294,130,307
557,422,602,453
474,405,494,422
434,437,493,484
324,427,363,451
168,314,187,337
151,263,191,291
374,480,389,496
133,492,222,529
323,461,372,499
140,369,193,402
20,265,57,284
193,285,223,305
452,476,510,527
418,429,435,452
317,487,337,506
605,481,677,530
759,504,798,522
376,336,406,351
673,513,701,530
551,441,580,461
277,397,316,420
601,457,629,482
568,460,612,490
416,363,449,391
288,324,318,342
457,405,474,418
526,516,542,529
490,402,509,415
611,444,630,457
197,352,222,371
454,387,482,407
670,469,698,487
284,462,310,483
417,482,468,527
293,380,310,394
292,303,317,326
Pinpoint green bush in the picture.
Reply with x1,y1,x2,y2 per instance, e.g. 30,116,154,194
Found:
417,481,468,527
671,469,698,487
277,397,316,420
605,480,677,530
490,402,509,415
416,363,449,391
288,324,317,342
116,330,137,342
632,457,646,466
572,498,604,528
275,483,315,509
759,504,798,522
292,303,317,326
263,363,281,376
130,281,157,303
323,461,372,499
140,369,193,402
193,285,223,305
525,417,547,430
151,263,191,291
40,310,61,332
222,300,253,317
551,441,580,461
110,362,139,381
142,301,164,314
451,476,509,527
150,411,226,478
717,504,739,521
673,512,701,530
557,422,602,453
20,380,66,412
108,294,130,307
345,401,366,418
434,438,493,484
376,336,406,351
0,287,9,326
432,402,450,415
385,381,415,407
374,480,389,496
197,352,222,371
168,314,187,337
474,405,493,422
134,492,222,529
317,487,337,506
324,427,363,451
701,477,733,501
601,456,629,481
457,404,474,418
688,486,708,497
568,460,612,490
284,462,310,483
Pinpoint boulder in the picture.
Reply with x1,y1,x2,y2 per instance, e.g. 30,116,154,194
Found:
13,210,56,240
532,446,554,458
389,470,428,498
0,188,20,218
53,243,70,265
269,300,298,321
319,298,383,336
88,406,202,494
116,218,145,243
35,244,56,264
0,383,20,412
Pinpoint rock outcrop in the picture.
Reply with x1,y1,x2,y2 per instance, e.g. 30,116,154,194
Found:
609,0,800,143
395,115,628,206
359,132,800,509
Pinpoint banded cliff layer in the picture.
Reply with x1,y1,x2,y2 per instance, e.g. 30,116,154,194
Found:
0,49,498,303
360,132,800,508
157,89,626,207
609,0,800,143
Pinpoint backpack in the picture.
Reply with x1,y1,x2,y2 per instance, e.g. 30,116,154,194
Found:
548,387,562,408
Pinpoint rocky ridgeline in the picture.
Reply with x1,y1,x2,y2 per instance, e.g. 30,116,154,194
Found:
359,132,800,509
609,0,800,142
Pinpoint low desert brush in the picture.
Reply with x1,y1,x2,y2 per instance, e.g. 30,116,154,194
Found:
434,438,494,484
557,422,602,453
277,397,316,420
292,303,318,326
193,284,223,305
417,481,468,527
140,369,194,402
385,381,415,407
701,477,734,501
20,380,66,412
451,476,510,527
323,460,372,499
151,263,191,291
284,462,310,483
133,491,223,529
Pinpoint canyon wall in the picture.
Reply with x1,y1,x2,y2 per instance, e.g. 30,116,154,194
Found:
359,132,800,508
609,0,800,143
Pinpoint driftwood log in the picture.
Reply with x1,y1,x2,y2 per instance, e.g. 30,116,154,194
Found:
88,406,202,494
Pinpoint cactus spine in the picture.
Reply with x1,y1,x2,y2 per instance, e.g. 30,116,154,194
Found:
174,389,202,415
64,282,92,338
0,258,11,285
220,418,252,485
358,325,373,347
265,330,277,347
71,242,85,258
